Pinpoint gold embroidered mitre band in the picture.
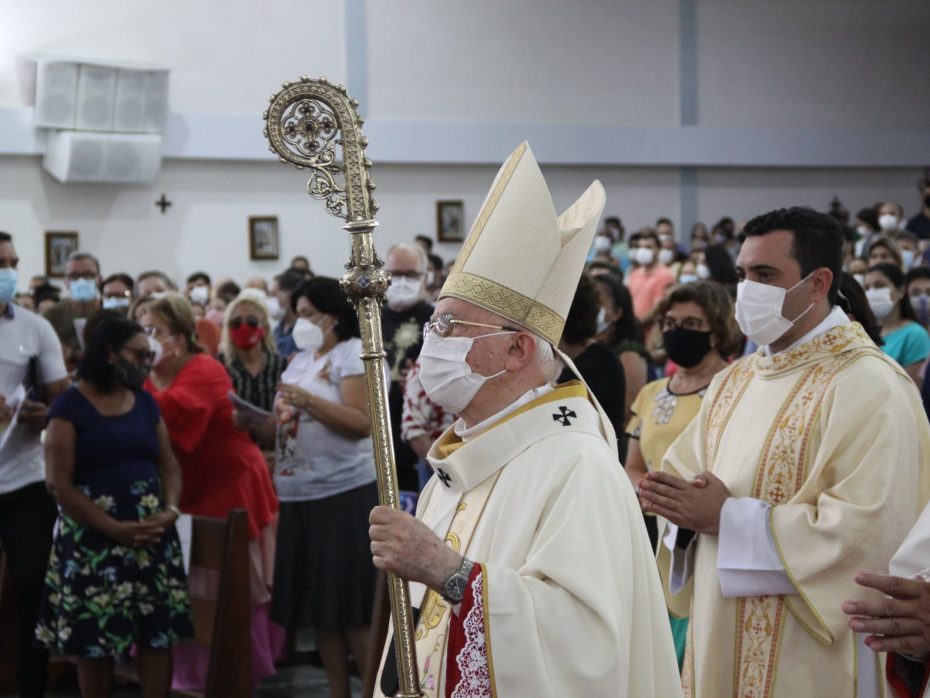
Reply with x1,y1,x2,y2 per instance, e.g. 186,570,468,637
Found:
439,142,606,345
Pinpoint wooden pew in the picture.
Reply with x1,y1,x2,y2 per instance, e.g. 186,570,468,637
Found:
115,508,252,698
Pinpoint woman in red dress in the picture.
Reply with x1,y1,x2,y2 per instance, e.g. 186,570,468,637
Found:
141,294,282,690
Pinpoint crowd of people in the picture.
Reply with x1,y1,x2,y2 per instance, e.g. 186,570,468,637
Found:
1,172,930,696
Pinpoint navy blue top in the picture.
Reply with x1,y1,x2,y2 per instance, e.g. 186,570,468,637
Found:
49,387,162,517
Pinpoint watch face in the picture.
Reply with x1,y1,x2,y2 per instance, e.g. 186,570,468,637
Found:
445,574,467,602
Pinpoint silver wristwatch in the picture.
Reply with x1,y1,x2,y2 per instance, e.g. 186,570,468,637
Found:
442,556,475,603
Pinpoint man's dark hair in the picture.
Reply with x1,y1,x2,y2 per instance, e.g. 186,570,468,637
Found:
186,271,211,286
637,231,661,247
856,207,879,231
655,217,674,228
276,268,307,293
0,231,11,243
704,244,739,286
216,281,241,304
562,274,599,345
32,283,60,306
906,266,930,286
77,313,145,393
415,235,434,252
102,273,134,293
742,207,844,305
291,277,360,341
587,260,624,282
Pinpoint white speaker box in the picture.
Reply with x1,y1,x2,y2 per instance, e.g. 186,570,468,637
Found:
113,69,146,132
143,70,170,133
75,64,116,131
34,60,79,129
43,131,162,183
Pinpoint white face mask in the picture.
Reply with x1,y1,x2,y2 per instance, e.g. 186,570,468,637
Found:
593,235,611,253
879,214,899,232
679,274,698,284
418,330,511,413
293,317,325,352
735,274,814,347
866,287,896,320
696,263,710,279
596,307,610,334
634,247,656,266
902,250,916,269
148,335,165,367
856,225,871,238
658,248,675,266
386,276,423,310
189,285,209,305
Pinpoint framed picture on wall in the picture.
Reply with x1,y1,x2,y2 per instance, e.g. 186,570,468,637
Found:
436,200,465,242
249,216,279,260
45,231,79,277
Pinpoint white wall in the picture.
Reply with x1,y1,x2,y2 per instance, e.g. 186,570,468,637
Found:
0,0,928,291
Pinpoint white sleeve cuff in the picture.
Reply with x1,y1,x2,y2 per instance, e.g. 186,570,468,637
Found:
664,523,697,595
717,497,796,598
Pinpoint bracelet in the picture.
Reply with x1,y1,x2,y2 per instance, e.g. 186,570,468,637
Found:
166,505,181,519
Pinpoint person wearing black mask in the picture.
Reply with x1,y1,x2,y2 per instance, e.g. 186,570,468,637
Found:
623,280,740,666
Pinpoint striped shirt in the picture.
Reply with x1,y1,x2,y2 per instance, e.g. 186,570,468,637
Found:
221,350,285,412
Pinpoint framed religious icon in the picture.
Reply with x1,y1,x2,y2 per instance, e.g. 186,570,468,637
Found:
249,216,279,260
436,200,465,242
45,231,79,277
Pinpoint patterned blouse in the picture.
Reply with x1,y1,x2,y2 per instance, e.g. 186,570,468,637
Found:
221,350,285,412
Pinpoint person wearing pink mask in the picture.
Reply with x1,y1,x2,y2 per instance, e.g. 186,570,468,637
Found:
220,291,285,447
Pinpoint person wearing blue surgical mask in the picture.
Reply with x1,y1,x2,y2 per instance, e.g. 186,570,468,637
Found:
905,266,930,330
41,251,102,373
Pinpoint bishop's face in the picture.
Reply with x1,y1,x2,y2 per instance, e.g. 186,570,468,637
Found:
428,298,515,377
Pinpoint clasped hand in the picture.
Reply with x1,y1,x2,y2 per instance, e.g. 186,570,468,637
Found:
369,506,463,592
107,512,175,548
638,470,731,535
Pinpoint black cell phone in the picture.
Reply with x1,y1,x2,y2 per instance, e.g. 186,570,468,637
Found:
24,355,43,404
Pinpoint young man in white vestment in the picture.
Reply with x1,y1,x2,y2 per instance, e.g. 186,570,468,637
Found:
639,207,930,698
369,142,681,697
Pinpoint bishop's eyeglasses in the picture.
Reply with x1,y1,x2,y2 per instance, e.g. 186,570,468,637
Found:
422,312,519,340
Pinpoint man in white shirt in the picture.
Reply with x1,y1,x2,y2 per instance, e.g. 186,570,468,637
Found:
0,231,69,697
640,207,930,697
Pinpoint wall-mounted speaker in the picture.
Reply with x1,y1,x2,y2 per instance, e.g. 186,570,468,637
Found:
113,69,146,132
43,131,162,183
143,71,170,133
75,64,116,131
34,60,79,129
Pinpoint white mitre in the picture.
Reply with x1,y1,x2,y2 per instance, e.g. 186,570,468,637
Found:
439,141,606,346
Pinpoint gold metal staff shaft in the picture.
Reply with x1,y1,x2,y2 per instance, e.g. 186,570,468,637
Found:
263,77,422,698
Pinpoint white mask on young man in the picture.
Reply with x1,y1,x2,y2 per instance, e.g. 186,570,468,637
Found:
658,248,675,266
734,274,814,347
188,286,209,305
634,248,656,266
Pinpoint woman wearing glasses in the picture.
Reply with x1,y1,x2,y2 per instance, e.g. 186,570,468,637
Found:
139,294,281,691
37,313,192,697
624,280,740,667
271,277,377,698
218,290,285,447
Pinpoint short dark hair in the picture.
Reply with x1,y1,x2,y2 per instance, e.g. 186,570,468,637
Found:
291,277,359,341
427,253,444,271
742,207,844,305
637,231,660,247
77,313,146,392
655,217,674,228
415,235,434,252
31,282,60,305
276,268,307,293
0,231,11,244
102,273,134,292
562,274,599,345
856,207,879,231
906,266,930,286
186,271,211,286
868,262,917,322
655,281,743,358
587,260,624,282
216,281,241,304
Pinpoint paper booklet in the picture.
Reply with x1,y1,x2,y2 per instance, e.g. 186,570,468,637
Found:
227,391,272,425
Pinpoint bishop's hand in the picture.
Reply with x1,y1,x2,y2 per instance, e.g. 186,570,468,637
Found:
369,505,463,592
639,470,731,535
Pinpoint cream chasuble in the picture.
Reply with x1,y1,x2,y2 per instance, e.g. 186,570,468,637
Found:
657,321,930,698
376,381,681,697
